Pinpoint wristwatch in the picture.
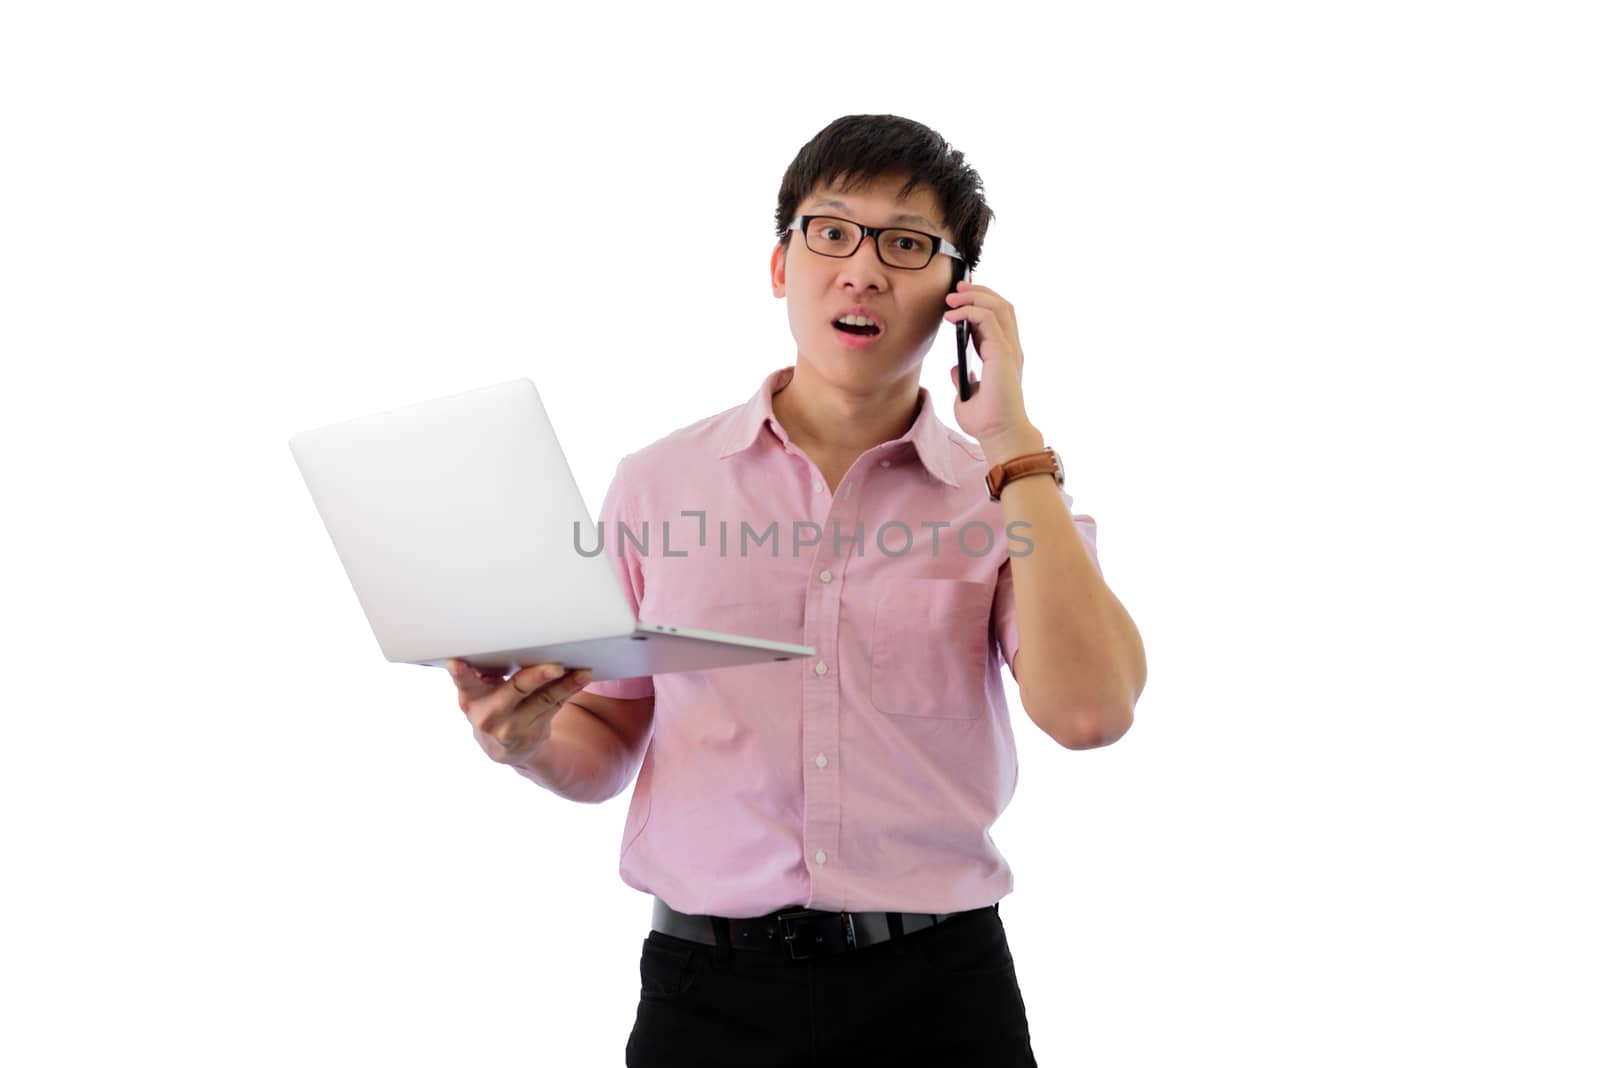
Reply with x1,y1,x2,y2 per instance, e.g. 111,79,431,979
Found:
985,447,1064,501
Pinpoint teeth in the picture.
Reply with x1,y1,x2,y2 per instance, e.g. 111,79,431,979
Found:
835,315,877,328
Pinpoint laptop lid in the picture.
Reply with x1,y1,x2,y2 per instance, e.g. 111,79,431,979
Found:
288,378,637,664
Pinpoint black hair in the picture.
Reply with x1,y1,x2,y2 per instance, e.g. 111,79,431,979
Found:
774,114,997,277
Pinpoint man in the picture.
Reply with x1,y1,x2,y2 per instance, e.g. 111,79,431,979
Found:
450,114,1146,1066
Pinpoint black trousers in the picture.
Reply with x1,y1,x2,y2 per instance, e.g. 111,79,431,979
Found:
625,902,1037,1067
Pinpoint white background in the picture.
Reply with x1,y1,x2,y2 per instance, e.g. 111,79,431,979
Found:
3,1,1595,1065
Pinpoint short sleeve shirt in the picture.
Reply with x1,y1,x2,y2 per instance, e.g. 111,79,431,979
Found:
582,365,1100,917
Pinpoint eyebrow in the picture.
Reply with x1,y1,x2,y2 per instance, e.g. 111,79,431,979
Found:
805,198,940,231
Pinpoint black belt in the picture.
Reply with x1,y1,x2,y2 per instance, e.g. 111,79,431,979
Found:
651,895,987,961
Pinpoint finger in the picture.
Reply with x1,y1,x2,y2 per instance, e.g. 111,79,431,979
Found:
509,662,567,697
465,658,511,683
485,670,595,756
474,663,563,729
447,658,500,700
448,657,500,679
954,280,1011,310
510,667,594,713
945,305,1016,359
549,668,595,703
480,666,592,736
945,295,1019,347
943,304,990,324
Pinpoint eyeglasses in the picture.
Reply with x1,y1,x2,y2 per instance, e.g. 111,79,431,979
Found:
786,215,964,271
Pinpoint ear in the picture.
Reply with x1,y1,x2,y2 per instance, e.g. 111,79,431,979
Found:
771,241,787,298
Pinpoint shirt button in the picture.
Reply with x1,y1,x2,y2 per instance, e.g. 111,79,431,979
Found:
815,850,827,865
813,480,823,493
815,661,828,676
819,569,832,583
815,753,827,768
879,459,890,467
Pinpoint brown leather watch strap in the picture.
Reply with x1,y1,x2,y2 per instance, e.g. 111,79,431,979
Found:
985,448,1062,501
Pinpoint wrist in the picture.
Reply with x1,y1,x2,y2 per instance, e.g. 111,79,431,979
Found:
980,424,1046,465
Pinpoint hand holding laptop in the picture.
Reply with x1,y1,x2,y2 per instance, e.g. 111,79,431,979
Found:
448,657,592,767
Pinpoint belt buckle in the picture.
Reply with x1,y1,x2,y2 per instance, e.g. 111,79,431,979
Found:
774,908,857,960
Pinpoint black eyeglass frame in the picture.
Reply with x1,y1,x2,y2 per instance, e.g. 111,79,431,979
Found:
786,215,965,272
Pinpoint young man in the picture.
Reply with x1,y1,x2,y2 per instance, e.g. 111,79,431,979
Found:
453,114,1146,1066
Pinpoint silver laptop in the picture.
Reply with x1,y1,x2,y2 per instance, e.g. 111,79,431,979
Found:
288,378,815,678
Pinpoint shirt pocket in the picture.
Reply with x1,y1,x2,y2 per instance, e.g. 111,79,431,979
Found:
868,578,993,720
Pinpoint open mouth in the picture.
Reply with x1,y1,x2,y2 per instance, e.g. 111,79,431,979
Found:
831,316,883,348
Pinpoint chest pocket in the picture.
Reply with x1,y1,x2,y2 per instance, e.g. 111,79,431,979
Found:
869,578,993,719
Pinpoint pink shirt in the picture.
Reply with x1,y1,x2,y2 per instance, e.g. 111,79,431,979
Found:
580,365,1101,917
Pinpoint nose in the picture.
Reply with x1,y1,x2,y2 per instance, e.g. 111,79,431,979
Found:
836,228,889,288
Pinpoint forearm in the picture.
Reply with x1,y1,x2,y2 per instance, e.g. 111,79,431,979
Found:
986,427,1146,745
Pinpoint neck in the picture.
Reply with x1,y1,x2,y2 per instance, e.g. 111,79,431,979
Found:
771,359,923,458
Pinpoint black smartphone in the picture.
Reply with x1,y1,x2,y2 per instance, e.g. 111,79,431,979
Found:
950,259,974,400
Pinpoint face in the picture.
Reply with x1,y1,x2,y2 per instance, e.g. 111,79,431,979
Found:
770,172,959,387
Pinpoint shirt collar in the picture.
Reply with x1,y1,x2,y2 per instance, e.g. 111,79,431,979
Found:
716,365,962,489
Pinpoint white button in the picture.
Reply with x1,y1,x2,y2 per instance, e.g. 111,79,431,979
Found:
815,850,827,865
813,481,823,493
819,569,832,583
815,661,828,676
879,459,890,467
815,753,827,768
